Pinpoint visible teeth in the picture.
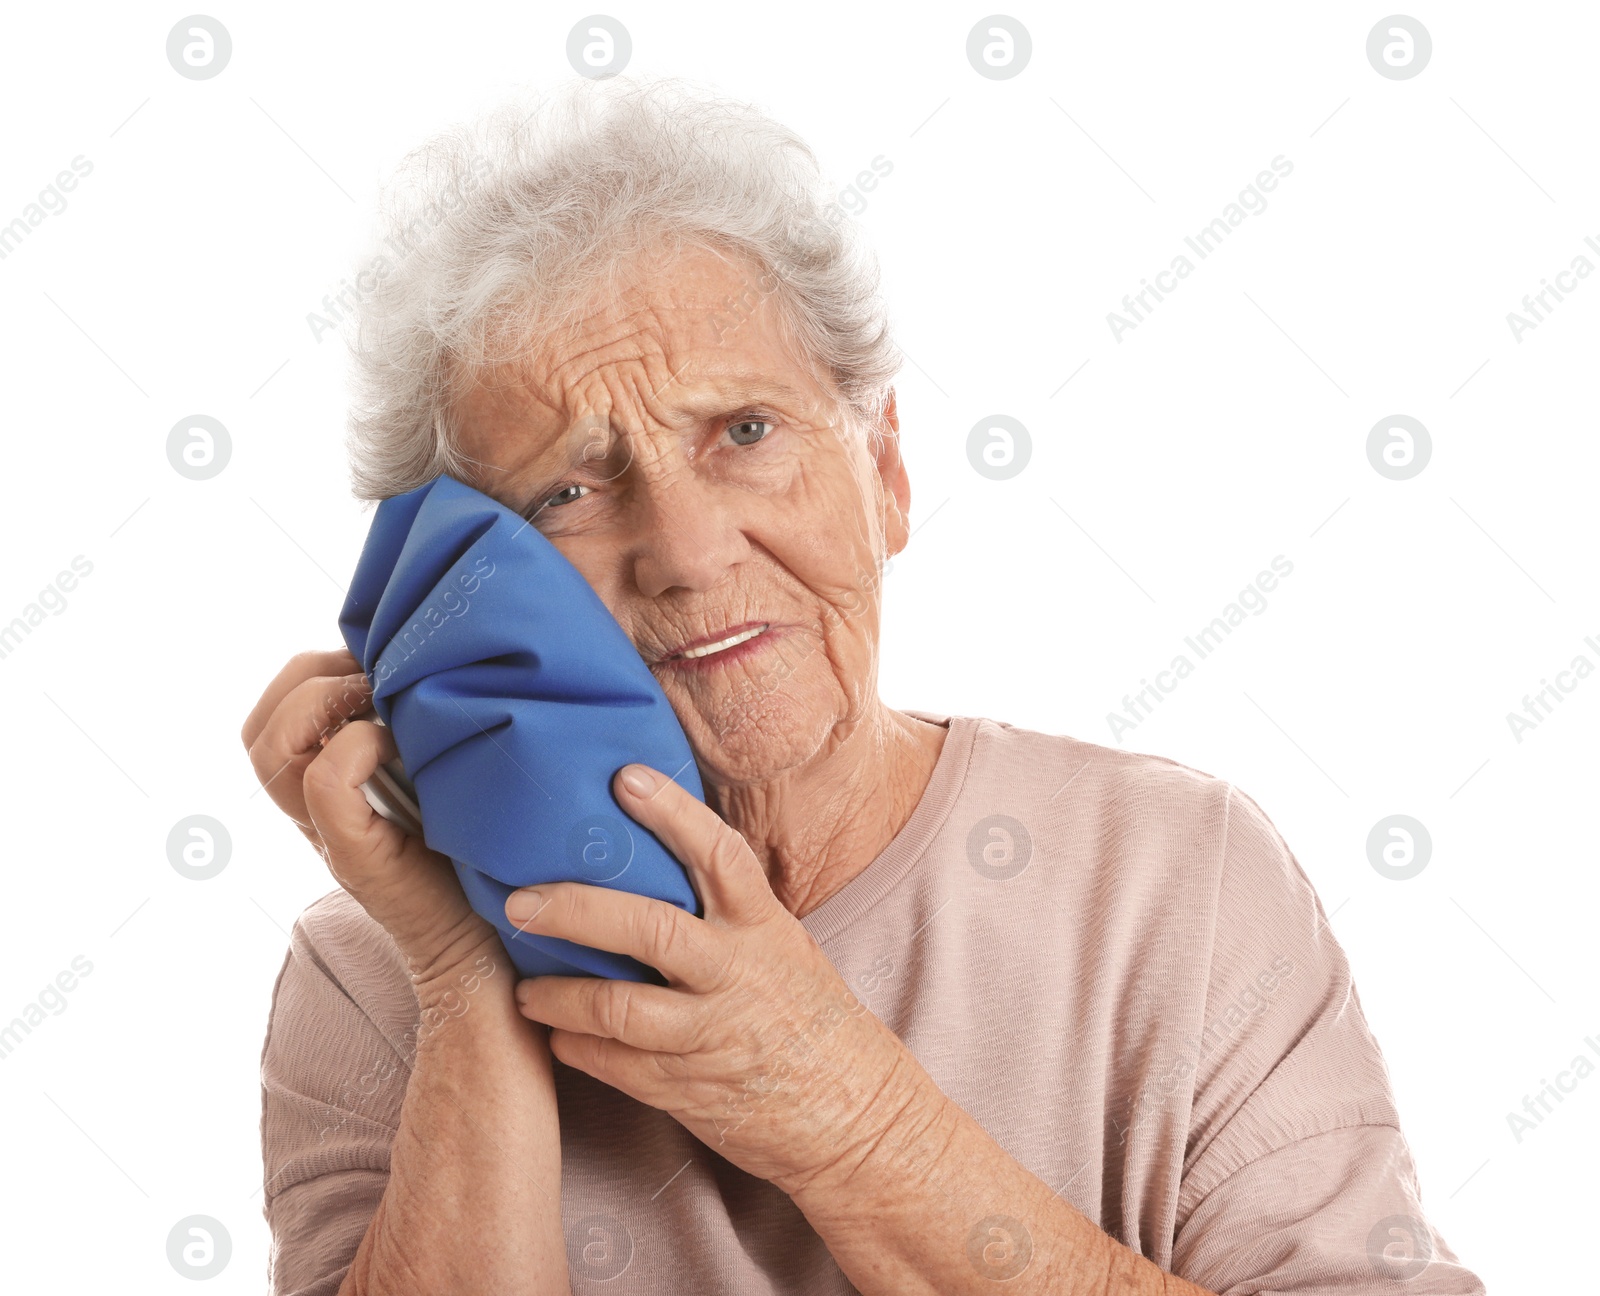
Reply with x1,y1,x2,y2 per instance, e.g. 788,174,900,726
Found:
680,624,767,659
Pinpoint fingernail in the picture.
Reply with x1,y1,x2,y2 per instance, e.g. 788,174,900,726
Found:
506,889,543,923
620,764,658,796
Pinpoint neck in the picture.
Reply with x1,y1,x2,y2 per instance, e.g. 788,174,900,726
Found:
705,703,947,919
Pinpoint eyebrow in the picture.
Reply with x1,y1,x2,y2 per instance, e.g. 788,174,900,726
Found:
662,379,812,418
514,379,820,514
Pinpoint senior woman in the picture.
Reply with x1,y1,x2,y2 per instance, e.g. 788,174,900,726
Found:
245,77,1483,1296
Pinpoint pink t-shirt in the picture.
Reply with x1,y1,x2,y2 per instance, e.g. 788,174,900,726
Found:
259,711,1484,1294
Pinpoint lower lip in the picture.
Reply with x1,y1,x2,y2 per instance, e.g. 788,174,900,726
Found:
660,626,777,672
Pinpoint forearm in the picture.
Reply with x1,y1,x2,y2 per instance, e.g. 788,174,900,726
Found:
338,967,569,1296
787,1080,1214,1296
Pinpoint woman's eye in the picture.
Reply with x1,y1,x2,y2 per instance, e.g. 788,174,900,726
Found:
728,419,773,446
540,483,590,511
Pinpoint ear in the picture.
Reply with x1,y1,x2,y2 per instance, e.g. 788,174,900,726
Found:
870,389,912,560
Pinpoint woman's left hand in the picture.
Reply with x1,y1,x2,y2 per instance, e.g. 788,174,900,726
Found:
504,761,941,1198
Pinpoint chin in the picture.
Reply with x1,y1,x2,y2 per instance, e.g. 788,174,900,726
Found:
670,675,836,787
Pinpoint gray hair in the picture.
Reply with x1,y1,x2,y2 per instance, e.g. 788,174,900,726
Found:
342,74,900,502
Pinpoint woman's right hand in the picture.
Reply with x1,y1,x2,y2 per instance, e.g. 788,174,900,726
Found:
248,651,568,1295
240,648,510,992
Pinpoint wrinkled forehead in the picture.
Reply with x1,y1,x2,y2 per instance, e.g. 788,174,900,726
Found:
535,242,826,391
451,241,847,475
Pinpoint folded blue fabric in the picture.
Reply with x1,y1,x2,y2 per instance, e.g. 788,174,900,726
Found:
338,472,705,983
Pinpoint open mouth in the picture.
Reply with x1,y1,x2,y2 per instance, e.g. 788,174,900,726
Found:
661,622,771,667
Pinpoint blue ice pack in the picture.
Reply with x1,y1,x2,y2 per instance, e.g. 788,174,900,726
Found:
338,472,705,983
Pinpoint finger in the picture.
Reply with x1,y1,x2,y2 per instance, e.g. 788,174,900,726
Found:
246,672,376,830
546,1030,647,1092
506,881,726,991
612,765,774,925
241,648,361,750
302,719,403,870
514,972,690,1052
305,720,480,963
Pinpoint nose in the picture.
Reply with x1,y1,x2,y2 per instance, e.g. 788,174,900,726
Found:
626,461,750,600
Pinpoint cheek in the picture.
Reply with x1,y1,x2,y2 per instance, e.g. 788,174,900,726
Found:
773,455,880,567
551,538,632,615
783,549,878,655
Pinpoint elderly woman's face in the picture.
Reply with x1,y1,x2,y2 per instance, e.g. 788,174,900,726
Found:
456,241,910,784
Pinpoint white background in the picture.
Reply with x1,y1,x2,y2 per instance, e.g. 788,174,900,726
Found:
0,1,1593,1290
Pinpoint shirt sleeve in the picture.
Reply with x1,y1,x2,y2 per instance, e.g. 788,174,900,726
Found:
1169,784,1485,1296
259,892,418,1296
